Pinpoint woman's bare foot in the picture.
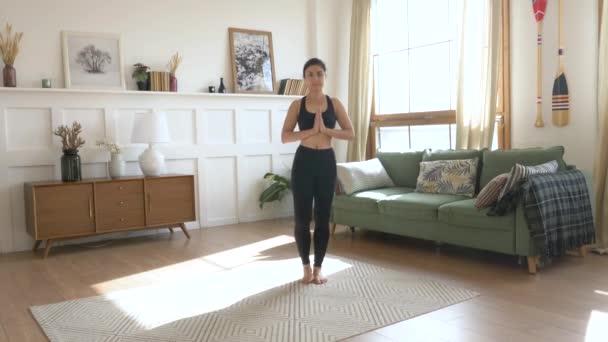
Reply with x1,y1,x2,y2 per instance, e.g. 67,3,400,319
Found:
312,266,327,284
301,265,314,284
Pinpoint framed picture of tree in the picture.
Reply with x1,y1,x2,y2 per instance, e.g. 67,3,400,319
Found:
228,28,276,94
61,31,126,90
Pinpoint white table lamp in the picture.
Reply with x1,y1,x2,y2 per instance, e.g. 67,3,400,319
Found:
131,111,171,176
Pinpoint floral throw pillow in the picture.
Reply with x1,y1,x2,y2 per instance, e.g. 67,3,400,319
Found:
415,158,479,197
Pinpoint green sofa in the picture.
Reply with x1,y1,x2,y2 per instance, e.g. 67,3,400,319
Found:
331,146,585,273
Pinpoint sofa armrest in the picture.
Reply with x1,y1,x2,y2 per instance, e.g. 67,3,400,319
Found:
514,201,538,256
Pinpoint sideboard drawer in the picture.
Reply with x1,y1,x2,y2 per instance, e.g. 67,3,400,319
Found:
96,180,145,232
96,210,145,231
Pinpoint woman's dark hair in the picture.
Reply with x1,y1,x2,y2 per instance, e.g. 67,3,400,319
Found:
303,58,327,78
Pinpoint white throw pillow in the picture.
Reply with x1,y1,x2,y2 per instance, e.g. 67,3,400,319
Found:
336,158,395,195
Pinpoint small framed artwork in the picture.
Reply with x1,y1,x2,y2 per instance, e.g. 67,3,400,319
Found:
228,27,276,94
61,31,126,90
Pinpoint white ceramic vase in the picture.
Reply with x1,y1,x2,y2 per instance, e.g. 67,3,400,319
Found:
109,153,125,178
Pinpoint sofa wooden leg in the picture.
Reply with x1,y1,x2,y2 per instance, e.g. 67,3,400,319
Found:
331,223,337,235
527,256,537,274
579,246,587,257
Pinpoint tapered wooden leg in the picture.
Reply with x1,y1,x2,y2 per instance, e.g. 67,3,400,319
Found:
44,239,54,258
579,246,587,257
178,223,191,239
527,256,537,274
331,223,337,235
168,227,174,234
33,240,41,251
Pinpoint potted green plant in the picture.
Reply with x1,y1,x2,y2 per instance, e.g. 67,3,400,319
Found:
132,63,149,90
259,172,290,209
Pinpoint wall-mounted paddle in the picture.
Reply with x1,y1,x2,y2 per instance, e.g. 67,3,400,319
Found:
533,0,548,128
552,0,569,127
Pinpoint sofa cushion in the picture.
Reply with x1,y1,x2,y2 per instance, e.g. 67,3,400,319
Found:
438,199,514,231
480,146,567,188
333,187,414,213
377,151,424,188
423,149,485,192
415,158,478,197
336,158,395,195
378,192,467,221
498,160,559,200
475,173,509,208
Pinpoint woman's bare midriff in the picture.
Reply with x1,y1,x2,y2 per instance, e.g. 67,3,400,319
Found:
301,133,332,149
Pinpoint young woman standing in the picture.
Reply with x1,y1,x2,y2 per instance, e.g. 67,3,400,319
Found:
281,58,355,284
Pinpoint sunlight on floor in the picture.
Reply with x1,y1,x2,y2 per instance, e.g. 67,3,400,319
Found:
594,290,608,296
585,310,608,342
91,235,352,330
92,235,296,292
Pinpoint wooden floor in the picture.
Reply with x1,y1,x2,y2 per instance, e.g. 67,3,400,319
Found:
1,218,607,342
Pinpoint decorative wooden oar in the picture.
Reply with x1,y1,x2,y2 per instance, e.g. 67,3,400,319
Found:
533,0,548,128
552,0,569,126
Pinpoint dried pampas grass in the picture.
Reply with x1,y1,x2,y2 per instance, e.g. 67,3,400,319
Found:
0,23,23,65
167,52,183,75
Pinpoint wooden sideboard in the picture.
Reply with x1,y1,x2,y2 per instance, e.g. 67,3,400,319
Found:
24,174,195,257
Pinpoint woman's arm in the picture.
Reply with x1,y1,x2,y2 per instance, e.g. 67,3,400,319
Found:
281,100,318,143
320,97,355,140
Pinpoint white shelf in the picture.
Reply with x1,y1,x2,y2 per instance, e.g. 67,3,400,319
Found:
0,86,302,99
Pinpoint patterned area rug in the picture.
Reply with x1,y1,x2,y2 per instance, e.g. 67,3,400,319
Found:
31,256,478,341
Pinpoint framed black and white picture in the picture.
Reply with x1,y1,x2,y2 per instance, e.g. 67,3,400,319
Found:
228,28,276,94
62,31,126,89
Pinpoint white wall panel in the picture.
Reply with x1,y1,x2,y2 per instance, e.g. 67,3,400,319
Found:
239,155,273,222
204,157,238,226
238,110,271,144
202,109,235,145
166,109,196,145
6,108,53,151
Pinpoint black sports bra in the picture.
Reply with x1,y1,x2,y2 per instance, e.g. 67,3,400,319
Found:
297,95,337,131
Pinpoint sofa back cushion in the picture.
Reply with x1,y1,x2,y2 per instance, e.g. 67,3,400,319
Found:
480,146,567,188
377,151,423,188
336,158,395,195
415,158,479,197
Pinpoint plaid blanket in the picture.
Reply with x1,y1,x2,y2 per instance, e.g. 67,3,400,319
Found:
523,170,595,263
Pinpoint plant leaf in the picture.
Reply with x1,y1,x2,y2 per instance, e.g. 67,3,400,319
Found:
259,182,288,209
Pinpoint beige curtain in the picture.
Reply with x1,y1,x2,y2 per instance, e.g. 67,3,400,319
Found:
346,0,372,162
455,0,502,149
594,0,608,253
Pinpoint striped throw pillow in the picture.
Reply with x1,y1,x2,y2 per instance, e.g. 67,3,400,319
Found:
336,158,395,195
475,173,509,208
498,160,559,200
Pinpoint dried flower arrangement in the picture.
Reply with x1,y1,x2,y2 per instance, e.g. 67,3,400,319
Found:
0,23,23,66
167,52,183,75
54,121,85,152
96,139,121,155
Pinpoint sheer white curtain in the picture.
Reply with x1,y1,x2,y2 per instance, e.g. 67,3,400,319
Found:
455,0,502,149
346,0,373,162
594,0,608,253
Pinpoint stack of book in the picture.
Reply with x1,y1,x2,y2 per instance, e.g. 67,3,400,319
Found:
277,79,308,95
150,71,171,92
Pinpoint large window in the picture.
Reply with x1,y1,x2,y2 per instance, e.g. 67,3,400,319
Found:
369,0,510,155
373,0,458,115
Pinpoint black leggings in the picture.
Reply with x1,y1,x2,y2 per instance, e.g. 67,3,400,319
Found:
291,145,336,267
